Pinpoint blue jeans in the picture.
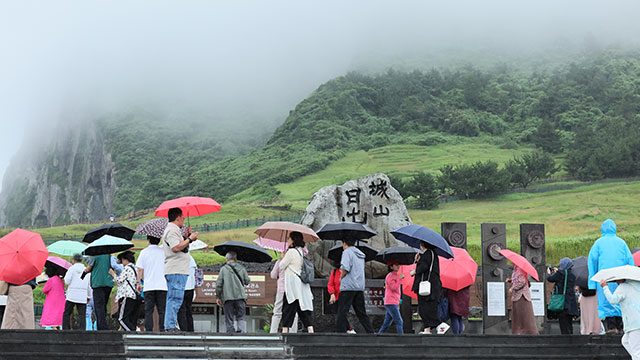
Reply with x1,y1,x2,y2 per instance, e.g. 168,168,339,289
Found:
378,305,403,334
451,314,464,334
164,274,188,330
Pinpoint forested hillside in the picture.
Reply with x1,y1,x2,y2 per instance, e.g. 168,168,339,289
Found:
192,50,640,202
2,49,640,226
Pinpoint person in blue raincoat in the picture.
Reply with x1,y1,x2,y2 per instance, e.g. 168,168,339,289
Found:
588,219,635,333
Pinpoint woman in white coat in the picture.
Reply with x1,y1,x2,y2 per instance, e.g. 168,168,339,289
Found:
279,231,314,333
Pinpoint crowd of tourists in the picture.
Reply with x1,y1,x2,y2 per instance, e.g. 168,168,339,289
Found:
1,217,640,358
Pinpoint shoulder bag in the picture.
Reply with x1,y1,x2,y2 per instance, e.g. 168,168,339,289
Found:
547,270,567,312
418,250,435,296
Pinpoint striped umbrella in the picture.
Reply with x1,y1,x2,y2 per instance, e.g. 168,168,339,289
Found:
136,218,187,238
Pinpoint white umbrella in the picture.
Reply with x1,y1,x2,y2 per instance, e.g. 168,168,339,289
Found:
590,265,640,283
189,240,208,251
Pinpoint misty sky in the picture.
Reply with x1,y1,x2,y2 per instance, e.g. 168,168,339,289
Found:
1,0,639,189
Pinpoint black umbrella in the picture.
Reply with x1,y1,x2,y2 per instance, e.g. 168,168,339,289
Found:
317,222,377,242
375,246,421,266
572,256,589,289
214,241,273,263
327,242,378,264
83,223,135,243
82,235,134,256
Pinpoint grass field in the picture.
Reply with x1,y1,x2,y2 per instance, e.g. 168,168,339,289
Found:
276,142,539,202
21,142,640,267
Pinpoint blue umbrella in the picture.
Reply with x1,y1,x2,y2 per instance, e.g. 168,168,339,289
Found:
391,224,454,259
83,235,134,256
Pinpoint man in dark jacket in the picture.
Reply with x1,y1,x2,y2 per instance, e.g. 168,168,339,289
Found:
547,257,579,334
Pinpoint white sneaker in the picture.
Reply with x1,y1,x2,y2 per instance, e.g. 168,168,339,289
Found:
347,329,357,334
419,330,432,335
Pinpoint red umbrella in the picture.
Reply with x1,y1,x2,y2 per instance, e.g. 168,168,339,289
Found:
399,264,417,300
0,229,49,284
439,247,478,291
498,249,540,281
633,252,640,266
155,196,221,224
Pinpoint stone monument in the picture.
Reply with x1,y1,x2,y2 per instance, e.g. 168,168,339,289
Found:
301,173,412,278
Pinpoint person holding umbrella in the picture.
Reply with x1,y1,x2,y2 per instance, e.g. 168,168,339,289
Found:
547,257,579,334
280,231,315,333
598,270,640,358
63,254,91,330
410,241,441,335
378,260,404,334
162,208,199,332
336,238,374,334
41,262,68,329
507,265,539,335
270,255,298,333
1,278,37,329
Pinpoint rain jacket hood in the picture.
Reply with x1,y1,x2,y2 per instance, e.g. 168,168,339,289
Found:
601,219,617,236
588,219,635,318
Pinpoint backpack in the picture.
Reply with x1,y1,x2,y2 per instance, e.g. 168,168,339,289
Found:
194,268,204,288
295,248,315,284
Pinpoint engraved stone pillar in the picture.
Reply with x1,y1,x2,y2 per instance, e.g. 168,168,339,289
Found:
441,222,467,249
481,223,509,334
520,223,546,333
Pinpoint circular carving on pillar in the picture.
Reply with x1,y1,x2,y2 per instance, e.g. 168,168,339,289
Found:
527,231,544,249
448,230,466,247
487,243,503,261
531,256,540,265
491,227,499,234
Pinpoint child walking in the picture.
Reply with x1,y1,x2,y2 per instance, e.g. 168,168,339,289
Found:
378,260,404,334
601,278,640,359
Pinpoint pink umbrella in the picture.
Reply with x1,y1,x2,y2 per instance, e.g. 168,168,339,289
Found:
439,247,478,291
253,237,307,254
498,249,540,281
254,222,319,243
399,264,417,300
45,256,72,275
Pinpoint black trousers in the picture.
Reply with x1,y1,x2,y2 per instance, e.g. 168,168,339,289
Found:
118,297,140,332
336,290,374,333
282,293,313,329
62,301,87,330
143,290,167,332
178,289,194,332
558,312,573,334
92,287,112,330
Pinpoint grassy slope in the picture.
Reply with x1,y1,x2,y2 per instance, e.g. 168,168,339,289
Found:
25,143,640,266
275,142,545,202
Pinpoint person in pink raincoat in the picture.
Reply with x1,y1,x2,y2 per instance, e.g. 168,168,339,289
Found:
40,266,66,329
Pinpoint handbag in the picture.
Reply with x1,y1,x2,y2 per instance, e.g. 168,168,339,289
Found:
547,270,567,312
418,250,435,297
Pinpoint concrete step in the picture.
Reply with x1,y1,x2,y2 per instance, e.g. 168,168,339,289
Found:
123,334,292,359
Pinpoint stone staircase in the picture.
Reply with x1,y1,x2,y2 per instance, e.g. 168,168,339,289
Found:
284,334,630,359
0,330,630,360
123,334,292,360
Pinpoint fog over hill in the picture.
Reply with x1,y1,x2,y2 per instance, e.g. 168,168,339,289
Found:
1,0,639,226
